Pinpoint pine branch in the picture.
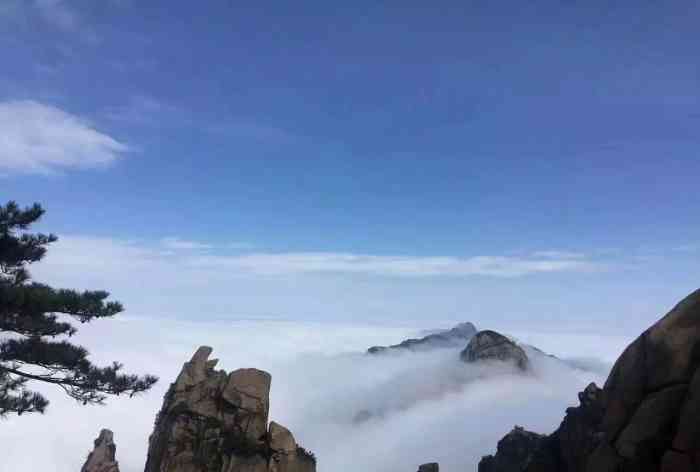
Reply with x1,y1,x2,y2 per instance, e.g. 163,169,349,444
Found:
0,200,157,416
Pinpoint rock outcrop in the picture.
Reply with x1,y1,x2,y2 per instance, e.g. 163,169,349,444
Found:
460,330,529,370
478,288,700,472
478,426,549,472
144,346,316,472
81,429,120,472
417,463,439,472
367,322,477,354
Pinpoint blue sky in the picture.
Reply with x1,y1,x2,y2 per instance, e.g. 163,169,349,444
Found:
1,0,699,331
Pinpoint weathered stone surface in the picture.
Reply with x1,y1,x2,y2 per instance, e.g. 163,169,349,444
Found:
417,463,439,472
144,346,315,472
81,429,119,472
269,422,297,453
673,366,700,452
584,441,621,472
222,368,271,441
460,330,529,370
614,384,686,459
478,288,700,472
367,322,477,354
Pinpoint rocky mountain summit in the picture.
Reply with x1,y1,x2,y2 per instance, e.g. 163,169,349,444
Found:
460,330,529,370
144,346,315,472
479,288,700,472
367,322,477,354
82,346,315,472
81,429,120,472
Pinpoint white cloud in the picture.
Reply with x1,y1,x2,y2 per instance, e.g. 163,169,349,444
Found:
160,237,213,250
37,236,599,279
188,252,598,277
531,250,586,260
0,317,626,472
0,100,128,175
33,235,657,331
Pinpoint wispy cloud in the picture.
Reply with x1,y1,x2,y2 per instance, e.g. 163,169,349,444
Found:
34,0,78,32
103,95,183,126
531,250,586,260
161,237,213,251
188,252,598,277
0,0,101,42
0,100,128,175
38,236,600,279
672,244,700,253
160,237,254,251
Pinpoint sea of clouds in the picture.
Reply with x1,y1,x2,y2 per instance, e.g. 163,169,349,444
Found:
1,317,631,472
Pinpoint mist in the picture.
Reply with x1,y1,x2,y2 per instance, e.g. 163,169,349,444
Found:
1,317,629,472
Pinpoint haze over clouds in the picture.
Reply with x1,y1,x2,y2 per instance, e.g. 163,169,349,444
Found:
1,317,628,472
28,235,699,336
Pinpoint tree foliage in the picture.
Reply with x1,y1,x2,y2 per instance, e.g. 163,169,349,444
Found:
0,201,157,416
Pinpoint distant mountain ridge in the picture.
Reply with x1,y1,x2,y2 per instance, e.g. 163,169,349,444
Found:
367,321,478,354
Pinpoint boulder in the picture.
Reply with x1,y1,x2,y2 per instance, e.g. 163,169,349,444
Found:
367,322,477,354
478,288,700,472
460,330,529,370
144,346,315,472
81,429,119,472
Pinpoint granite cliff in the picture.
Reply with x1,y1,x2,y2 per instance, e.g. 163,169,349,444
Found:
479,288,700,472
82,346,316,472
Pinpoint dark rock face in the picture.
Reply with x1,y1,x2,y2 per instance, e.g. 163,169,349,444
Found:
460,330,529,370
367,322,477,354
81,429,120,472
479,426,548,472
417,462,439,472
478,288,700,472
144,346,316,472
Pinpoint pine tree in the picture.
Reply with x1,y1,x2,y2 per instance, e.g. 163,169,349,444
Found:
0,201,157,416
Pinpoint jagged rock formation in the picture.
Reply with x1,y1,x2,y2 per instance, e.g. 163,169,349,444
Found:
367,322,477,354
417,463,439,472
81,429,120,472
478,288,700,472
478,426,548,472
144,346,316,472
460,330,529,370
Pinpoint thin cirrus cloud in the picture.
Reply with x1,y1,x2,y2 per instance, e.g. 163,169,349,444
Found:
39,236,600,279
188,252,598,277
531,250,586,260
0,100,128,175
160,237,254,251
161,237,213,250
1,0,84,35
